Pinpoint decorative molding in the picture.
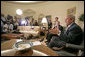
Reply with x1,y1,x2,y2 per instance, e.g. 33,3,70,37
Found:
23,9,36,16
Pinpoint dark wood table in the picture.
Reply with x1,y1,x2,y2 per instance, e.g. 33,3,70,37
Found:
1,33,24,39
1,39,59,56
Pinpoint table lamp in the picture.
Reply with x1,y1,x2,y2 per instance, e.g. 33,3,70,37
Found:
41,17,48,30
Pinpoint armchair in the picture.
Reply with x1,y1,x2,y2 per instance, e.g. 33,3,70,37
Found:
53,32,84,56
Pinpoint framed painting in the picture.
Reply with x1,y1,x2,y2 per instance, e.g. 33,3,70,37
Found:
67,7,76,15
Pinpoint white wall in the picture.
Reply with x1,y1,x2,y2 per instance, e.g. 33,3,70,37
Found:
1,1,84,28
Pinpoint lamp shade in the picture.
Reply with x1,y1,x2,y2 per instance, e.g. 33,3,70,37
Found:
41,18,47,23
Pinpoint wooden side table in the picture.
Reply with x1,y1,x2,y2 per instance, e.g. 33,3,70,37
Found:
1,33,24,39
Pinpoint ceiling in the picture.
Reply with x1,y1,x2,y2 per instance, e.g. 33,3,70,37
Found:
14,1,40,3
5,1,46,4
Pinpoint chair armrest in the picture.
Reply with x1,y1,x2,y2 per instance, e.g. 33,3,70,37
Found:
66,43,84,51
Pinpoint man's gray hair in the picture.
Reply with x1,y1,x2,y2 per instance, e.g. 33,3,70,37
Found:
68,15,75,20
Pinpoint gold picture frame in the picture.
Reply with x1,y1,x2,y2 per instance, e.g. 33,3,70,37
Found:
67,7,76,15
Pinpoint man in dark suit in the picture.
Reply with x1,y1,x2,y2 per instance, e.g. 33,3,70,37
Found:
48,15,83,49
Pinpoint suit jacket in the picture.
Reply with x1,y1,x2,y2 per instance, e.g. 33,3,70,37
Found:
60,23,83,45
48,22,52,29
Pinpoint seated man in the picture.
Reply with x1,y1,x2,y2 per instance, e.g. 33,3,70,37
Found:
47,15,83,50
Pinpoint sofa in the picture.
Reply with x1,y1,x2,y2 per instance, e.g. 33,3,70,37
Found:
18,26,41,37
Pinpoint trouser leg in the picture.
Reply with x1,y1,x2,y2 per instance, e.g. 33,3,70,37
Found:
46,33,58,43
48,36,66,48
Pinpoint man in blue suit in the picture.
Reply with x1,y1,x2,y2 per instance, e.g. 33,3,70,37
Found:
48,15,83,49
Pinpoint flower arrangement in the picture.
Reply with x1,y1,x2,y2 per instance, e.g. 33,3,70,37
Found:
78,14,84,21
